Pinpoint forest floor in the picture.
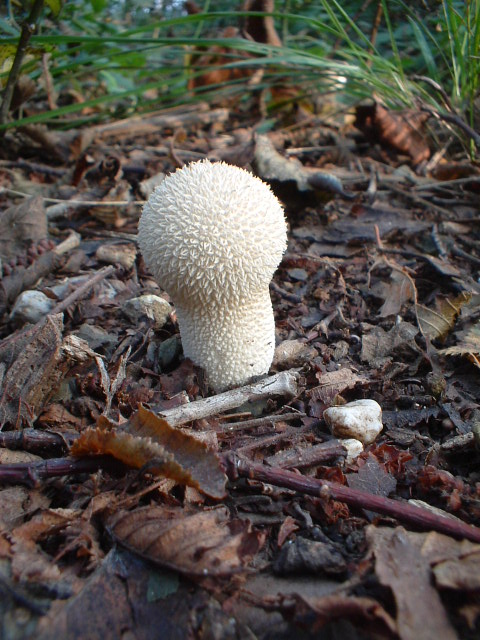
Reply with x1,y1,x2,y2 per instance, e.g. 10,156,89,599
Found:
1,95,480,640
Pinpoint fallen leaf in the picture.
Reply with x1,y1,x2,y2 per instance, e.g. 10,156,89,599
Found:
433,552,480,591
289,593,397,637
440,321,480,368
347,456,397,500
107,505,263,576
70,405,227,499
355,102,430,165
309,368,368,405
376,269,414,317
368,526,457,640
0,196,47,261
360,321,419,368
416,292,471,341
0,315,65,428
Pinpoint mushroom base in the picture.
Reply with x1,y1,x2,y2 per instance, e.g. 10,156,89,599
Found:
175,292,276,392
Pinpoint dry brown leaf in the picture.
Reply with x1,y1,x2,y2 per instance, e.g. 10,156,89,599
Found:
416,292,471,341
309,368,368,405
355,102,430,165
70,405,227,499
71,427,194,485
433,552,480,591
290,593,397,637
440,321,480,368
377,269,414,317
360,321,420,368
128,405,226,498
0,315,65,428
369,526,457,640
107,505,264,576
0,196,47,261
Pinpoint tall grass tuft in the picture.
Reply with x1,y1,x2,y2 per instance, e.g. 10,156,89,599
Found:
0,1,478,154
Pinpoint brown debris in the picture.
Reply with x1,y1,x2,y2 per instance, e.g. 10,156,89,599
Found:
355,102,431,165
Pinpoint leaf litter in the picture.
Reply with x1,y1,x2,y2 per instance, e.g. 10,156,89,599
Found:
1,17,480,639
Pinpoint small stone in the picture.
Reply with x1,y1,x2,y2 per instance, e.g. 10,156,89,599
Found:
10,290,55,325
96,242,137,269
123,294,171,330
74,323,117,353
341,438,364,463
273,339,318,368
324,399,383,445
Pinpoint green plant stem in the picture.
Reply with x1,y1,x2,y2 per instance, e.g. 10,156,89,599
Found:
0,0,45,134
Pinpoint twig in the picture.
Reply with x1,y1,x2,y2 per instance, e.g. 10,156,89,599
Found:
224,454,480,543
0,428,70,455
420,106,480,147
219,411,304,432
0,456,117,487
0,0,45,130
270,281,302,304
155,371,299,426
0,187,144,207
48,265,114,316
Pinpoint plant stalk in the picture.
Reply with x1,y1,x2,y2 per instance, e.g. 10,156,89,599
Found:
0,0,45,133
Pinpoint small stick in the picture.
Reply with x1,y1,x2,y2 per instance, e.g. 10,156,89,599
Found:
155,371,299,427
0,0,45,130
0,456,117,487
219,411,304,432
48,265,114,316
224,454,480,543
0,428,70,455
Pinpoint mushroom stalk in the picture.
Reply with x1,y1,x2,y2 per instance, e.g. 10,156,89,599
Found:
138,160,287,391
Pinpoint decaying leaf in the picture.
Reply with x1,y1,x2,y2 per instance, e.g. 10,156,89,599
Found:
360,321,420,368
308,368,368,405
0,196,47,262
440,321,480,368
289,593,397,637
355,102,430,165
346,456,397,501
368,526,458,640
70,405,227,499
376,269,414,317
433,551,480,591
107,505,263,576
0,315,65,428
416,292,471,341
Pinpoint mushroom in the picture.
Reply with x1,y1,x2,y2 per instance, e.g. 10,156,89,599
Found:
138,159,287,391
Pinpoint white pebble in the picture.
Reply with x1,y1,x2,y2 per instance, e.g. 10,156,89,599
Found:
10,290,55,325
324,399,383,445
341,438,364,463
123,294,171,330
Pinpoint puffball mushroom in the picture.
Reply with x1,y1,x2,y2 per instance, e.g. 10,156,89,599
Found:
138,160,287,391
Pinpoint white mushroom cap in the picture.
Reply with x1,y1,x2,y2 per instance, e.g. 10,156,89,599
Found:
138,159,287,391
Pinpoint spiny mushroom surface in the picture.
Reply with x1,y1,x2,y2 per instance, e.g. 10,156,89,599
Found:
138,159,287,391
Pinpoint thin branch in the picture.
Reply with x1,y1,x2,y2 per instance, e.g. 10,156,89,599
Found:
154,370,299,426
0,0,45,131
224,454,480,544
0,456,118,487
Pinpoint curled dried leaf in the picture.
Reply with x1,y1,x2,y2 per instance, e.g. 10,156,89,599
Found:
70,405,227,499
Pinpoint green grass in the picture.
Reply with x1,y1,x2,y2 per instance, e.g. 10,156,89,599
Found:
0,1,478,154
